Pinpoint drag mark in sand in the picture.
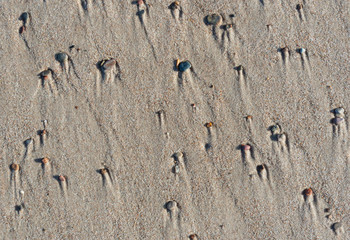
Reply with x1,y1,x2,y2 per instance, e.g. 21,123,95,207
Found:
163,200,182,240
169,1,183,22
296,3,306,22
54,175,68,198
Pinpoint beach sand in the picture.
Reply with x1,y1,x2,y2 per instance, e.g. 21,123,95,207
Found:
0,0,349,239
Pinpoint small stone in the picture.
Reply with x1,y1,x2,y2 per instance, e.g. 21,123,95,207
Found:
100,168,108,175
42,157,49,164
189,234,199,240
257,165,265,173
334,107,344,116
246,115,253,120
19,190,24,195
170,1,180,10
41,70,51,79
223,24,233,30
55,52,68,63
242,144,251,151
166,200,177,211
11,163,19,171
41,129,47,136
19,26,26,34
205,122,213,128
102,59,116,71
298,48,306,54
332,222,344,235
333,117,344,125
178,61,191,72
20,12,29,25
206,13,222,25
174,152,183,159
58,175,66,182
303,188,313,196
271,125,280,134
236,65,244,71
296,3,303,10
281,47,289,54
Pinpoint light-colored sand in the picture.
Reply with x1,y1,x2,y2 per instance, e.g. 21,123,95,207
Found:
0,0,349,239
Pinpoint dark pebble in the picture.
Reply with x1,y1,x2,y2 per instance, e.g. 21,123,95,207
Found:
178,61,191,72
206,14,222,25
102,59,116,71
55,52,68,63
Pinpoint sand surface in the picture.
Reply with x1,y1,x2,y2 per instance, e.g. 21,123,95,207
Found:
0,0,349,239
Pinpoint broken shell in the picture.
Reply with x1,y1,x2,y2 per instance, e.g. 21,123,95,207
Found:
55,52,68,63
42,157,49,164
246,115,253,120
178,61,191,72
11,163,20,171
102,59,116,71
166,200,177,211
58,175,66,182
206,13,222,26
303,188,313,196
205,122,213,128
333,117,344,125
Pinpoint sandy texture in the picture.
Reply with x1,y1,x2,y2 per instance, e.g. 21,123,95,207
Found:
0,0,349,239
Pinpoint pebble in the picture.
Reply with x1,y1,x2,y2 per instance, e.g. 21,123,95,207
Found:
170,1,180,10
174,152,183,159
206,13,222,25
55,52,68,63
205,122,213,128
20,12,29,25
332,222,344,235
242,144,251,151
178,61,191,72
303,188,313,196
100,168,108,175
59,175,66,182
102,59,116,71
189,234,199,240
11,163,20,171
334,107,344,116
333,117,344,125
271,125,280,134
281,47,289,54
166,200,177,211
296,3,303,10
42,157,49,164
236,65,244,71
41,70,51,79
19,190,24,195
298,48,306,54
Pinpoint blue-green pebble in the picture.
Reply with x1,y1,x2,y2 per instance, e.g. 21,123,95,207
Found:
178,61,191,72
